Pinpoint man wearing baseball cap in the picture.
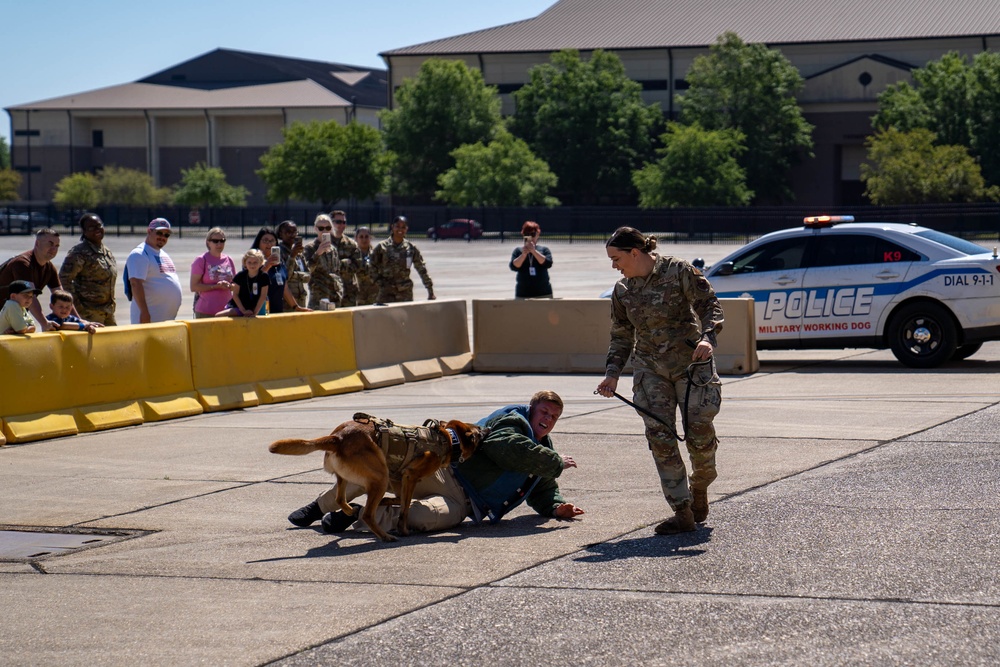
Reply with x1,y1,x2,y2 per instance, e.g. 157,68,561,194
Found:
0,279,42,335
0,228,66,332
124,218,182,324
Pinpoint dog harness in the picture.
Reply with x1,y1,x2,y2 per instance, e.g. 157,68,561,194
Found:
353,412,464,475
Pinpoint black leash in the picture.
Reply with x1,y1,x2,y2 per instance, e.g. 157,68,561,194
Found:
595,357,715,443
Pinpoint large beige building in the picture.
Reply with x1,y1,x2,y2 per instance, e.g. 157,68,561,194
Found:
6,49,387,205
381,0,1000,205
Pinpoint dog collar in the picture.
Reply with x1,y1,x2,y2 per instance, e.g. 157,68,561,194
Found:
446,428,466,463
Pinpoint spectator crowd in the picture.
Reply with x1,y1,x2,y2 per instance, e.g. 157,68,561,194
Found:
0,211,455,334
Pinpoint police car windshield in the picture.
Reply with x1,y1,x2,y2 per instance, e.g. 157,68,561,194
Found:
913,230,990,256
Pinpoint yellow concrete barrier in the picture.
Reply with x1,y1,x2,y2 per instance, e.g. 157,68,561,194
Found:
186,311,361,411
0,323,202,443
351,301,472,390
472,298,757,375
63,323,202,431
0,333,78,443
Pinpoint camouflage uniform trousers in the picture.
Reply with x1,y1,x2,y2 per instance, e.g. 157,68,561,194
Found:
356,259,379,305
377,282,414,304
632,359,721,511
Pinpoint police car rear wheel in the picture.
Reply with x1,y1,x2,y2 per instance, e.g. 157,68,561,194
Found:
888,302,957,368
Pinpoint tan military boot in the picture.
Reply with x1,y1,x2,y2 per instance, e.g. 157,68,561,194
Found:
691,488,709,523
654,504,696,535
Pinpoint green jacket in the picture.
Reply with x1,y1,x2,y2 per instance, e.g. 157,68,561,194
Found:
455,406,565,523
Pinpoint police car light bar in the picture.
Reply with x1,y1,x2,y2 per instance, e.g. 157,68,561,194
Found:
803,215,855,227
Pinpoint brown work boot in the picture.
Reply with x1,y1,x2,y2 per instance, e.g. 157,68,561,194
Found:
691,488,709,523
654,505,696,535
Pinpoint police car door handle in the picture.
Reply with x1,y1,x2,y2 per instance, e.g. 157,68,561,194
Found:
875,270,900,280
772,275,796,285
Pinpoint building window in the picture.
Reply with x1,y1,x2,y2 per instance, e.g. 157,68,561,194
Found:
14,129,40,137
638,80,668,91
92,130,104,148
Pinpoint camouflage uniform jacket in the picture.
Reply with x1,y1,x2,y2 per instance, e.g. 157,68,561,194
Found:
371,238,433,300
303,238,343,304
607,254,725,380
333,234,361,303
356,248,379,305
58,240,118,312
280,241,310,304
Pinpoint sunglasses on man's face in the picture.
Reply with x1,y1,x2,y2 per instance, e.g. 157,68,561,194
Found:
155,231,171,238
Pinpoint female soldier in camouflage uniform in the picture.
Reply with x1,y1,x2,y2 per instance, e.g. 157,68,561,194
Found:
371,216,435,303
58,213,118,325
303,214,343,309
596,227,724,535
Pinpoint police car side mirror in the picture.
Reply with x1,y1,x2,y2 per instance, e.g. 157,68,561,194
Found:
714,262,734,276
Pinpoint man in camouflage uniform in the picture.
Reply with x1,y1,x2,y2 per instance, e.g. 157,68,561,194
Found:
329,210,362,307
353,226,379,306
303,215,343,309
371,216,435,303
58,213,118,325
596,226,724,535
277,220,310,308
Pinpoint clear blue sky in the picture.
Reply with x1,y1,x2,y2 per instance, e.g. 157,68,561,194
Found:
0,0,557,144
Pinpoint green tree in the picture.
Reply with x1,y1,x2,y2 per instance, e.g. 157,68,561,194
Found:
381,58,503,199
633,122,752,208
861,127,997,204
52,172,100,209
679,32,814,203
172,162,249,207
0,136,10,170
0,168,22,200
435,129,559,207
511,49,662,204
875,51,1000,186
97,165,170,206
258,120,386,206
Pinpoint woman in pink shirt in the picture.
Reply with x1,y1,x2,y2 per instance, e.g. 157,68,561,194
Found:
190,227,236,318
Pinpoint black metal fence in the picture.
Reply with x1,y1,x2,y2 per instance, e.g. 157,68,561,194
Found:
4,202,1000,244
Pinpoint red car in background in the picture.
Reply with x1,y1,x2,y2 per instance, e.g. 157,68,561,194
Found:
426,219,483,240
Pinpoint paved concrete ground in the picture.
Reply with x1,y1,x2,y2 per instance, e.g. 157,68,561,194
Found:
3,234,999,665
2,344,999,666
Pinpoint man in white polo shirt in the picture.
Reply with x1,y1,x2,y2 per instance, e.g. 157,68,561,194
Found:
126,218,183,324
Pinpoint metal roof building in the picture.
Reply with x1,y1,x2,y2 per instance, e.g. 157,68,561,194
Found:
6,49,387,204
382,0,1000,205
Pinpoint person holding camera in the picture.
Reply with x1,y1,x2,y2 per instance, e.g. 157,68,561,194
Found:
510,220,553,299
251,227,310,315
303,214,343,309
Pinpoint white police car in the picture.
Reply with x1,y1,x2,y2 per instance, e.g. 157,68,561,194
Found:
706,216,1000,367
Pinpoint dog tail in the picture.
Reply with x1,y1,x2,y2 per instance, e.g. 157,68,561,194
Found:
268,432,348,456
268,438,322,455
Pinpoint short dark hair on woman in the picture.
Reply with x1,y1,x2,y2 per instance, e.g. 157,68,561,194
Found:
606,226,656,253
251,226,277,250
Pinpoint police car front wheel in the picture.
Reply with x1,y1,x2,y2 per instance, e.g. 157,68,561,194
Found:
887,302,957,368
